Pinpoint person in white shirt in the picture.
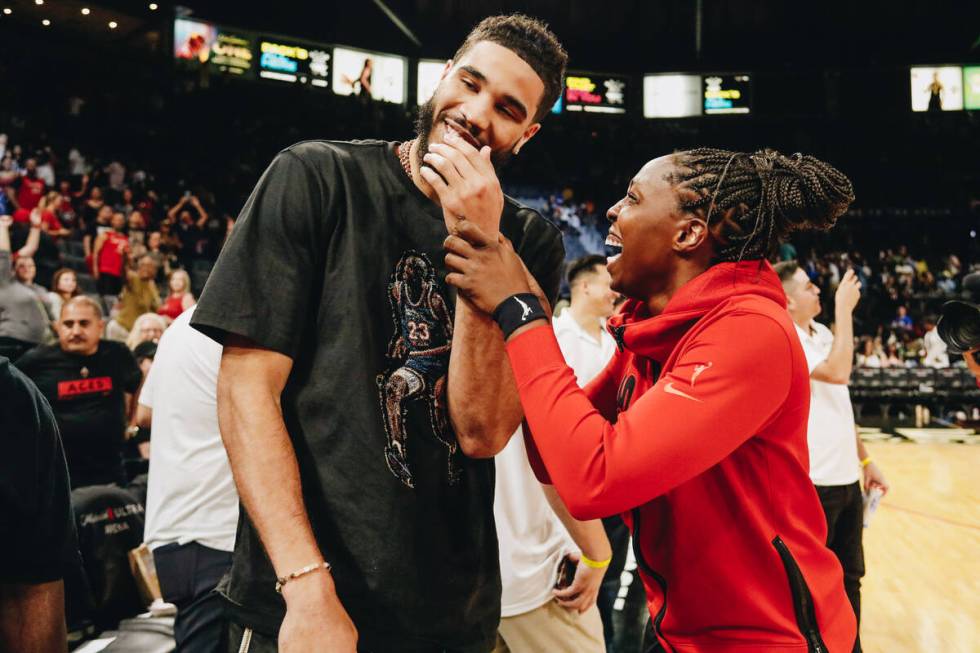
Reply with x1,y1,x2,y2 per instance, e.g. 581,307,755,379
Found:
135,306,237,653
493,255,617,653
921,316,950,368
776,261,889,653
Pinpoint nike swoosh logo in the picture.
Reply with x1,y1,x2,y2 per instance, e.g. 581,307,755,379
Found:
664,382,702,403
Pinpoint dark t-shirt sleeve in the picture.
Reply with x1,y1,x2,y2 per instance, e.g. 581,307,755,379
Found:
191,147,332,358
511,208,565,306
0,358,79,583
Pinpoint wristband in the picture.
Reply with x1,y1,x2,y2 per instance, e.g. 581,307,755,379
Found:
580,553,612,569
492,293,547,340
860,457,872,468
275,561,332,593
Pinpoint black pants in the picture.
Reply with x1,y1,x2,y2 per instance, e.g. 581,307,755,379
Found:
815,482,865,653
96,272,123,297
155,541,232,653
596,515,631,653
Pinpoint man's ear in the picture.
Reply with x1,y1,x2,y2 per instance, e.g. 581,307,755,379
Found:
440,59,453,81
513,123,541,155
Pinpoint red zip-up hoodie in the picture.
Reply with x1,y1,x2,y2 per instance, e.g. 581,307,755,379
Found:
508,261,856,652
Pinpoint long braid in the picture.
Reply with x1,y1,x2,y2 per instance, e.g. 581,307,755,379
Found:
673,147,855,262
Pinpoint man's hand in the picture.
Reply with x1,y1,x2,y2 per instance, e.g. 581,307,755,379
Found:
419,128,504,236
863,461,889,496
279,575,358,652
0,215,11,230
835,269,861,315
444,220,531,315
553,552,606,614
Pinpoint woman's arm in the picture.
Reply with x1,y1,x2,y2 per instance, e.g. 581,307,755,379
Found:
509,313,794,520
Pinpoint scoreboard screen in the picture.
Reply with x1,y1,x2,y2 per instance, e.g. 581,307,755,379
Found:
703,74,751,115
563,74,628,114
174,18,254,77
964,66,980,111
332,46,407,104
643,74,702,118
258,39,331,88
417,60,446,105
910,66,964,112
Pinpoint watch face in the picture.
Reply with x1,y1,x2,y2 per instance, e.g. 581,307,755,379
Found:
81,366,89,378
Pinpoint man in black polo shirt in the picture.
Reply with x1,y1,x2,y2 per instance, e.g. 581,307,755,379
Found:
17,296,142,488
191,14,567,653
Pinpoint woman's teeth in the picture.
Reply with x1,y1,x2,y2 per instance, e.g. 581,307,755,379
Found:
605,235,623,262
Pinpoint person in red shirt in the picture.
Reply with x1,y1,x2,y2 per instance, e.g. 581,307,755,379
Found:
157,269,196,321
445,148,859,652
93,211,130,296
13,159,46,211
12,194,68,239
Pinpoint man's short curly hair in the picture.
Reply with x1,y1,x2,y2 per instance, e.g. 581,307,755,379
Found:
453,14,567,123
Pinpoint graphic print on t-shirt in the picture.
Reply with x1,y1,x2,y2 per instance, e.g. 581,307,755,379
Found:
58,376,113,399
377,251,459,488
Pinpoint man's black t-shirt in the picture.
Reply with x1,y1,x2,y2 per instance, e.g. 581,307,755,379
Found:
191,140,564,652
0,357,80,584
16,341,142,489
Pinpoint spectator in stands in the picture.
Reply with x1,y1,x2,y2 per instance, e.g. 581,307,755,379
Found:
882,342,902,367
83,203,112,267
56,180,78,229
93,211,130,296
81,183,104,226
40,192,70,240
9,158,46,211
16,296,142,488
47,268,81,324
108,255,160,340
125,313,166,351
128,211,148,260
157,269,196,320
856,337,883,368
13,254,54,319
0,213,48,361
0,357,79,653
136,306,237,653
921,316,949,367
145,231,173,282
115,188,135,217
890,305,913,331
778,261,888,653
169,194,209,267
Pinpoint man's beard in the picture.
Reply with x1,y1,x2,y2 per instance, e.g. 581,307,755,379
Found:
414,96,515,174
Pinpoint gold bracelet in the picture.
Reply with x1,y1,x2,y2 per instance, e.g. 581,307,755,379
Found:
275,561,331,594
580,553,612,569
860,457,872,468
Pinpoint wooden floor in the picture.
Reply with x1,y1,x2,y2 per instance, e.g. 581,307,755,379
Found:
861,440,980,653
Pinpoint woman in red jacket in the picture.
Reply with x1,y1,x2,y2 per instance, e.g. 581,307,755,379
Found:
445,148,858,652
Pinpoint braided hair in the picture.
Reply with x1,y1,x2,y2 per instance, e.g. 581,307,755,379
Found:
672,148,855,262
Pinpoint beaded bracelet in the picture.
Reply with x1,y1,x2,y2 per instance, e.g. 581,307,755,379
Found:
275,561,332,594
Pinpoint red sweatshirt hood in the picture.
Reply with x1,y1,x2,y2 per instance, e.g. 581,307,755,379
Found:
606,260,787,362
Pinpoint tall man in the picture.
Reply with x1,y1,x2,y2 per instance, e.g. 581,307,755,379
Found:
190,15,567,652
17,296,142,488
776,262,889,653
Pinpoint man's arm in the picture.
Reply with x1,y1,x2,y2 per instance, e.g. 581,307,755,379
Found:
811,270,861,384
541,485,611,613
218,336,357,651
856,427,889,495
447,299,523,457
